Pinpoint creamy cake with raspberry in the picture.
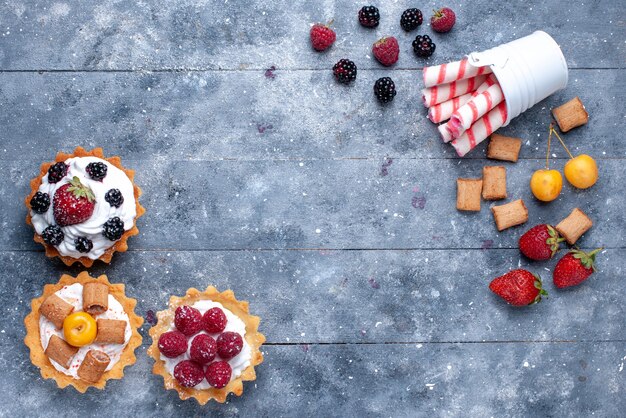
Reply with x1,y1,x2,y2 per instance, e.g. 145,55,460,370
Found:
26,147,144,267
148,287,265,404
24,272,143,392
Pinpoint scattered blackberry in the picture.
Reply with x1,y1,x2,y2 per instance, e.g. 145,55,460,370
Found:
42,225,64,246
30,192,51,214
47,162,68,183
374,77,397,103
358,5,380,28
412,34,436,57
86,162,108,181
74,236,93,253
400,8,423,31
333,59,357,84
103,217,125,241
105,188,124,208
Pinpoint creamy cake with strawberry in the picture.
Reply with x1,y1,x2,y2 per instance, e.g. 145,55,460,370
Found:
26,147,144,267
148,287,265,404
24,272,143,392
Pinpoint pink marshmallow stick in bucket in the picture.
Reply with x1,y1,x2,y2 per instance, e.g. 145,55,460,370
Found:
422,75,487,108
427,93,472,123
447,82,504,139
422,58,492,88
451,102,508,157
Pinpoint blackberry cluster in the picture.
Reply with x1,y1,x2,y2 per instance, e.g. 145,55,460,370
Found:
30,192,50,214
86,162,108,181
358,6,380,28
47,162,68,183
42,225,64,246
103,217,125,241
333,59,358,84
373,77,397,103
400,8,422,31
74,236,93,253
412,34,436,57
105,188,124,207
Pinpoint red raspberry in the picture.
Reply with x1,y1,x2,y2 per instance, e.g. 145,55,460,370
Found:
158,330,188,358
174,305,203,336
217,331,243,360
203,307,227,333
173,360,205,388
431,7,456,33
205,361,232,389
310,23,336,52
189,334,217,364
372,37,399,67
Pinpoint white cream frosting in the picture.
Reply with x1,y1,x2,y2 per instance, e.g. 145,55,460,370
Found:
39,283,132,378
161,300,252,389
31,156,136,259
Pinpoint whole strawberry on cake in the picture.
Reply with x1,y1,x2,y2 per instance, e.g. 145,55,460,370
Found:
26,147,144,266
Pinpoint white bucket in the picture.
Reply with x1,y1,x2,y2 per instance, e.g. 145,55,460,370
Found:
467,31,568,126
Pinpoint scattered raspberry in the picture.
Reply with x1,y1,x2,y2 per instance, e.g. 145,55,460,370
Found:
190,334,217,364
85,161,108,181
105,188,124,208
42,225,64,246
158,330,188,358
400,8,423,31
358,5,380,28
47,162,68,183
217,331,243,360
53,176,95,227
431,7,456,33
374,77,397,104
74,236,93,253
102,217,125,241
173,360,205,388
310,23,336,51
174,305,203,336
30,191,51,214
372,37,399,67
332,59,357,84
205,361,232,389
203,307,228,333
412,34,436,58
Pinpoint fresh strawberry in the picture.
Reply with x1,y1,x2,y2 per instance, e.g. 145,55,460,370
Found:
430,7,456,33
489,269,547,306
553,248,602,288
372,36,399,67
310,22,336,52
53,176,95,227
519,224,564,260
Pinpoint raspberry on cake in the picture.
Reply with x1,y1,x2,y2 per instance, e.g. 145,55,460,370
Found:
23,272,143,392
148,286,265,404
25,147,144,267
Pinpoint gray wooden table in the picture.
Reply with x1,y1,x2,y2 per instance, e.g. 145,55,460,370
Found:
1,1,624,416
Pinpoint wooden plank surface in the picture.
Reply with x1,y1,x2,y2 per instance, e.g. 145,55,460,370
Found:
0,0,624,416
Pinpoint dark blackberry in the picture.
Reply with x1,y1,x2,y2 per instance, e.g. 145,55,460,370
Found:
358,5,380,28
30,192,51,214
412,34,436,57
400,8,423,31
105,188,124,208
103,217,125,241
332,59,357,84
374,77,397,103
42,225,64,246
86,162,108,181
74,236,93,253
47,162,68,183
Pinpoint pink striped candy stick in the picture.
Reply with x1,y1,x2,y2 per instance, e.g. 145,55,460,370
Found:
447,83,504,139
438,123,453,143
422,58,492,88
427,93,472,123
470,73,498,97
421,75,487,108
451,101,508,157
